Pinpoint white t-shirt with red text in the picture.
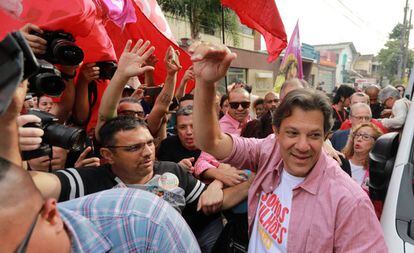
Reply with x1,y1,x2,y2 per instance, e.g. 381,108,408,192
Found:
248,169,305,253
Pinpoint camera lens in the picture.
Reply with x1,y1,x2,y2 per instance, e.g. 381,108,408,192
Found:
44,124,86,151
35,72,66,97
52,40,84,66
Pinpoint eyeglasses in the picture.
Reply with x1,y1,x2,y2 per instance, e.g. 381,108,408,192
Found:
353,133,375,141
229,101,251,109
16,206,42,253
106,140,154,153
351,115,371,121
118,110,145,118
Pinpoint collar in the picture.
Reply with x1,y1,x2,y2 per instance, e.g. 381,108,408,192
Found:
58,207,112,252
221,113,244,129
295,151,328,195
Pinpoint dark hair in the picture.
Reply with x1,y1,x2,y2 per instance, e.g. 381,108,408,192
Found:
119,97,141,105
333,85,355,104
99,116,147,147
273,89,333,134
220,94,229,108
179,94,194,104
253,98,264,108
176,105,193,117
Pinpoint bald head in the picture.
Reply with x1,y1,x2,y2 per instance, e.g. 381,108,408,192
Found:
280,78,304,101
264,92,279,112
229,87,250,101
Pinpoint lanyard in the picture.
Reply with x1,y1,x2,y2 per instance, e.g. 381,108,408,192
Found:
332,106,345,123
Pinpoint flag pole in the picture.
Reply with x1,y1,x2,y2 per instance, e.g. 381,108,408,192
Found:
221,5,228,93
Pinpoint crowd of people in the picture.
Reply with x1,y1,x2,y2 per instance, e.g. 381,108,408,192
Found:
0,23,409,252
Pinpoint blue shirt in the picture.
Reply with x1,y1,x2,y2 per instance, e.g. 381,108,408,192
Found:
58,188,201,253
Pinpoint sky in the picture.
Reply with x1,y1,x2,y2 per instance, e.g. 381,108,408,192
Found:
272,0,412,55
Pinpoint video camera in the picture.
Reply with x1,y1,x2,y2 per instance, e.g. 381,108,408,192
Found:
21,109,87,160
31,30,84,66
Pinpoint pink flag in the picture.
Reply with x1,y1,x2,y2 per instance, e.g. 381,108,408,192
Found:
274,21,303,92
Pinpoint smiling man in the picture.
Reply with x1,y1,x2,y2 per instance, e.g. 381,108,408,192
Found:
190,41,387,252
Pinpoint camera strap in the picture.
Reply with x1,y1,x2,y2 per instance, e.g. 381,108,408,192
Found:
47,144,53,173
86,80,98,123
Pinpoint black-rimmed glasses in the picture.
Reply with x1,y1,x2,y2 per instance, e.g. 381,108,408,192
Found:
106,140,154,153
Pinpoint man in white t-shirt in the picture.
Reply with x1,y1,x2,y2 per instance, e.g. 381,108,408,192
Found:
190,41,387,252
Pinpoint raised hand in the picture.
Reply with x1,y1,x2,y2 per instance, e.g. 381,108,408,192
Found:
117,40,156,79
189,41,237,84
164,46,182,75
182,66,195,82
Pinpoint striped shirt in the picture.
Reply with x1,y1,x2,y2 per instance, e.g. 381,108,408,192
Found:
58,188,201,253
55,161,205,212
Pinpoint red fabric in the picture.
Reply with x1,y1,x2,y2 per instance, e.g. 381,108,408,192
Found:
105,0,194,91
339,119,388,134
0,0,95,40
221,0,287,62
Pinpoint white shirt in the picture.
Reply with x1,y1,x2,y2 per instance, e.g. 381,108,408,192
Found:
350,161,365,186
248,169,305,253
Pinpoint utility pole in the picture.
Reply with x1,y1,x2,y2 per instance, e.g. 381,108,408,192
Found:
397,0,409,80
402,9,413,81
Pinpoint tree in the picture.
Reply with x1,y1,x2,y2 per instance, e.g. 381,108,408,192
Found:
157,0,239,41
377,23,414,83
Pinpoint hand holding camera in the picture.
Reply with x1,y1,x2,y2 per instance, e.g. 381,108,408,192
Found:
79,63,100,83
20,23,47,55
17,114,44,151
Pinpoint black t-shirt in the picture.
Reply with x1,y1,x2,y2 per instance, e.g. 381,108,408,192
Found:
157,135,201,163
55,161,217,232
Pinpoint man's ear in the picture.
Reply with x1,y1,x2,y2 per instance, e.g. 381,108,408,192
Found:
100,148,115,164
272,125,279,135
40,199,64,232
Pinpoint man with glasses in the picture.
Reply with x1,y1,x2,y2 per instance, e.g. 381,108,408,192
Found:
30,116,250,252
331,103,373,151
0,157,200,253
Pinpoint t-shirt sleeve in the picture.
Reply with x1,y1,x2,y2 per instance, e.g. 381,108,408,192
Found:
173,163,206,209
156,139,169,161
54,166,115,202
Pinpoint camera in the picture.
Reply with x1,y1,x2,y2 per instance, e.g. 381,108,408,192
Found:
31,30,84,66
95,61,117,80
28,59,65,97
21,109,87,160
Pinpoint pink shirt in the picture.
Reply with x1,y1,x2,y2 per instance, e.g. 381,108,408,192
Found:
220,134,387,252
194,113,247,177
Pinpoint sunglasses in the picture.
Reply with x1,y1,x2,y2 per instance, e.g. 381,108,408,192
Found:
229,101,250,109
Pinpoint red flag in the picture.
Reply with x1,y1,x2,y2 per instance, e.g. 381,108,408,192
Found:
221,0,287,62
0,0,96,39
104,0,194,91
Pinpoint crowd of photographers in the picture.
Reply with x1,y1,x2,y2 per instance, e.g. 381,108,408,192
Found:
0,22,409,252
